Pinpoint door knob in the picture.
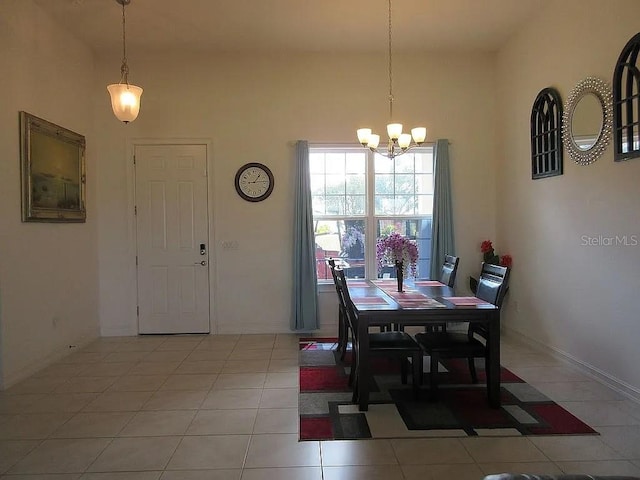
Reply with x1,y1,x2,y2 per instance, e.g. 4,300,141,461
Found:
195,260,207,266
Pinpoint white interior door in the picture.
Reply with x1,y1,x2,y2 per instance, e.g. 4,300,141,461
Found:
134,144,210,334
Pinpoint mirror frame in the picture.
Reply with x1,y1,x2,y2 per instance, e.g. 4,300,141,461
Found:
562,77,613,166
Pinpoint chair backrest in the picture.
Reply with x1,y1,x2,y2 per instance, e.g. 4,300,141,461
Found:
440,254,460,288
333,267,359,337
475,262,510,308
469,263,510,341
327,258,338,288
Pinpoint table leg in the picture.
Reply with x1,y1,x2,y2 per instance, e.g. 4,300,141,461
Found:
357,316,370,411
487,310,501,408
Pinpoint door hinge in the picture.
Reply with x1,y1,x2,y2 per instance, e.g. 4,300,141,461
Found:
134,205,137,215
133,155,136,165
135,255,138,266
136,306,139,317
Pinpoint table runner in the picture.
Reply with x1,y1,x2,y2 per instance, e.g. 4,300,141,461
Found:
371,281,446,308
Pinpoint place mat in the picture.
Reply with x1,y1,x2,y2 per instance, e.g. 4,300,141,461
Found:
353,297,389,305
397,298,446,309
414,280,446,287
372,280,398,287
347,280,370,287
444,296,492,306
299,338,598,441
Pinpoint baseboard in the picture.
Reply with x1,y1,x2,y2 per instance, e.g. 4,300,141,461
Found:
503,326,640,404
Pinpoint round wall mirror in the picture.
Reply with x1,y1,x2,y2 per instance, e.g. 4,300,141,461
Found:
562,77,613,165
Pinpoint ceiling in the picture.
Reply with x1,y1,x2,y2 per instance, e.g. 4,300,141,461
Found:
34,0,548,55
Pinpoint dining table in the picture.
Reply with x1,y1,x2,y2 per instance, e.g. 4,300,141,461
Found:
347,278,501,411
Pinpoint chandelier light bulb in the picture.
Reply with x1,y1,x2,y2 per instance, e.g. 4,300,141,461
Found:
387,123,403,140
357,128,372,146
398,133,412,149
411,127,427,144
367,134,381,149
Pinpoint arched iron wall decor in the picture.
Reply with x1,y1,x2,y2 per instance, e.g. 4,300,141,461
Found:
531,87,563,179
562,77,613,166
613,32,640,162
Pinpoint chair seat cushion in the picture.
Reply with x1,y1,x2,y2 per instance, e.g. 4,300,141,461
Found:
414,331,485,355
369,331,421,351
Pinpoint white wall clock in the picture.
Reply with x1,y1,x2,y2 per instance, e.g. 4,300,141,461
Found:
234,162,274,202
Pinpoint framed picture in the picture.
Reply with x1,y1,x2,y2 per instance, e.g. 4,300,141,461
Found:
19,111,86,222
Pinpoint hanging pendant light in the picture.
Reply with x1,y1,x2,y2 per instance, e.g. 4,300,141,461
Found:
107,0,143,123
356,0,426,159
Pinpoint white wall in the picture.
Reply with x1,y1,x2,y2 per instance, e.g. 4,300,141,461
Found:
497,0,640,396
0,1,100,387
94,51,499,336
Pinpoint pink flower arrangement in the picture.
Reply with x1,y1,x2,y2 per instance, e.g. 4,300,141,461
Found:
480,240,512,268
376,233,419,277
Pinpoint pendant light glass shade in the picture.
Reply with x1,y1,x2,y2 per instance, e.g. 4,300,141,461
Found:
108,0,143,123
107,83,143,123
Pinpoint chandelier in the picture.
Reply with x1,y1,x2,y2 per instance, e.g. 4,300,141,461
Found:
107,0,143,123
356,0,426,159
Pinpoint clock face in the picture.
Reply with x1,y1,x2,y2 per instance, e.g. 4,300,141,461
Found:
234,163,274,202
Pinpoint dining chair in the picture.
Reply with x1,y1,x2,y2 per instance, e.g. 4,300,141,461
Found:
440,254,460,288
333,267,423,402
414,262,510,399
327,258,350,360
328,258,391,360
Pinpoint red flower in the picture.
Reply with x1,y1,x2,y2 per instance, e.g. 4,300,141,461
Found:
500,254,513,268
480,240,493,253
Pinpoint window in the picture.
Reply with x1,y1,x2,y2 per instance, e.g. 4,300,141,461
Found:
310,146,434,281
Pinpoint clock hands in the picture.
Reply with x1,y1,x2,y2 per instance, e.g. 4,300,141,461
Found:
249,173,267,184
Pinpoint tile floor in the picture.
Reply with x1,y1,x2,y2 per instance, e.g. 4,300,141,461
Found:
1,333,640,479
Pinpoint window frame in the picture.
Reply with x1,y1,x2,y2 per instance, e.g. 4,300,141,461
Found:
530,87,563,179
613,32,640,162
310,144,434,282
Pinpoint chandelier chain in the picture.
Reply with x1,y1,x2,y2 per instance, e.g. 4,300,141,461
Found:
388,0,393,120
120,0,129,83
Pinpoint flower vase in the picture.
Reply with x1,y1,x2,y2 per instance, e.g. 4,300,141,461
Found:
395,260,404,292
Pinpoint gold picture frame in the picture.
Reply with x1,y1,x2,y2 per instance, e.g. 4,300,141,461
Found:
20,111,86,222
